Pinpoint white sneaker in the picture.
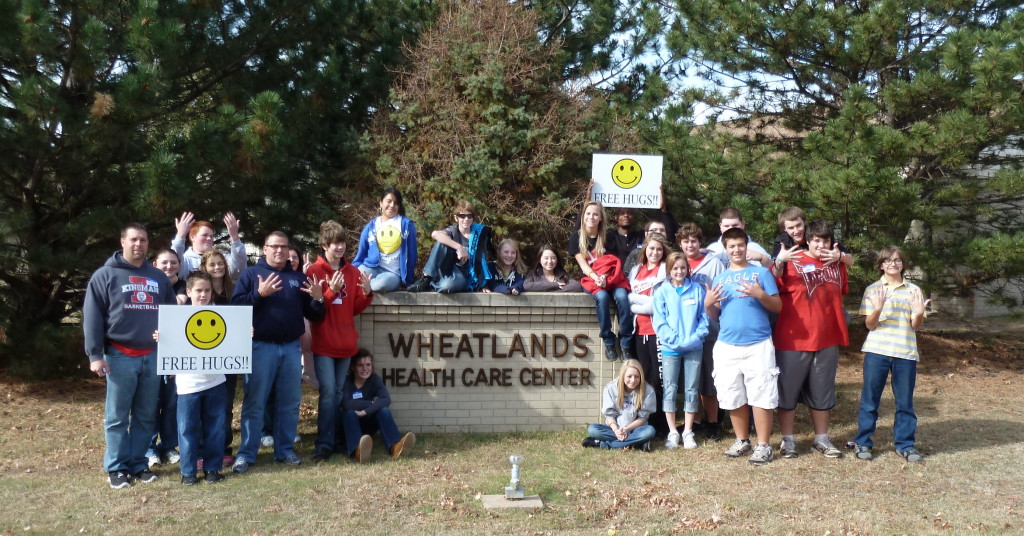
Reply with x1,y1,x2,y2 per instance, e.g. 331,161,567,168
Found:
147,454,161,468
294,434,301,444
665,431,680,449
260,435,274,448
682,430,698,449
166,450,180,464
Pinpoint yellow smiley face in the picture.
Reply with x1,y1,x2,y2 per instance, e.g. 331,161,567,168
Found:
185,310,226,350
611,158,642,189
376,223,402,255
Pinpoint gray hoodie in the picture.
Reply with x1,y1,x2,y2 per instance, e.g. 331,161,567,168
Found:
83,251,176,361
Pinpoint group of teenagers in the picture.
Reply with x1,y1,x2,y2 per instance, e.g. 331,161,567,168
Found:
85,186,930,490
576,202,931,467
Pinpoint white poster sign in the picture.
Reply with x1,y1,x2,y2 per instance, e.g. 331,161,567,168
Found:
157,305,253,375
590,153,663,208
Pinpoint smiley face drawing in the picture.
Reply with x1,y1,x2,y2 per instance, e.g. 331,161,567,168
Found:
376,223,402,255
611,158,642,189
185,310,226,350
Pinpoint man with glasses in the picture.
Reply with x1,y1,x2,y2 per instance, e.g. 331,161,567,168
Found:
408,200,493,293
230,231,325,472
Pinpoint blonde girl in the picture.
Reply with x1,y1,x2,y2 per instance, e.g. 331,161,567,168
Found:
582,359,657,450
569,200,633,361
484,239,527,295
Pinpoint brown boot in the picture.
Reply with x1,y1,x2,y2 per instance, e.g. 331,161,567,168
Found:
390,432,416,459
354,435,372,464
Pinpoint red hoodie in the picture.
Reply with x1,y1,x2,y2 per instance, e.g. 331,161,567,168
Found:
305,256,374,358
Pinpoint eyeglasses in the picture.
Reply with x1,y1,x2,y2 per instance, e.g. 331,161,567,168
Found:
264,244,289,250
456,213,475,220
881,258,904,266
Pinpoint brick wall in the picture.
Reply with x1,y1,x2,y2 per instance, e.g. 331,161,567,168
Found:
353,292,618,433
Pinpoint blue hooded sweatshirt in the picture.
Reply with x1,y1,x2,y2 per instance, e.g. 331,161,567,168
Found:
652,278,709,354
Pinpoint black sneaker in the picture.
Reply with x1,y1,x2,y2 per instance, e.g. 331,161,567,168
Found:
604,343,618,361
311,447,332,462
621,346,636,361
181,475,199,486
704,422,723,442
135,469,158,483
640,441,653,452
205,471,225,484
108,470,132,489
407,276,432,292
581,437,600,448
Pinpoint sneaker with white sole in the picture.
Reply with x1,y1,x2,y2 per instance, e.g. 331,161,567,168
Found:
724,439,752,458
780,437,798,459
813,438,843,458
749,443,773,465
260,435,274,448
665,431,681,449
899,448,923,463
166,450,181,464
108,470,132,489
682,430,698,449
147,454,161,468
854,444,873,460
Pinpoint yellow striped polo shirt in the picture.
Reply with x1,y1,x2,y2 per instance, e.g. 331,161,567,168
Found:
859,278,922,361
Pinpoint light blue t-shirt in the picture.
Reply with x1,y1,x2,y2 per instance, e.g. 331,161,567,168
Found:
712,265,779,345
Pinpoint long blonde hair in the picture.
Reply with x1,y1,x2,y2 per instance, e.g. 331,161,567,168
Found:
616,359,647,410
495,238,527,276
200,249,234,301
577,201,607,259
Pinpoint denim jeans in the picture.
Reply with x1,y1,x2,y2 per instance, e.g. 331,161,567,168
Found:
146,376,178,459
591,286,633,348
342,407,402,455
587,423,655,449
177,383,227,477
314,354,352,451
102,347,160,474
853,352,918,452
662,349,702,414
236,339,302,463
357,265,402,293
422,242,468,293
222,374,238,456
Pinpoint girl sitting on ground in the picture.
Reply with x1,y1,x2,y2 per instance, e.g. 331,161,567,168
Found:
627,232,673,437
582,359,656,450
340,349,416,463
523,245,584,292
483,238,527,295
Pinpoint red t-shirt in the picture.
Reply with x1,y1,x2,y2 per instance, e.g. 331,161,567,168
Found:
773,251,849,351
633,264,661,336
687,254,704,272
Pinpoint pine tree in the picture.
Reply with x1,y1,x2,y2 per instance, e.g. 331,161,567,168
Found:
659,0,1024,295
0,0,430,378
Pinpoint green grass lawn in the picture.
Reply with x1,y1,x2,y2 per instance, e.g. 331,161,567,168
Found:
2,340,1023,535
